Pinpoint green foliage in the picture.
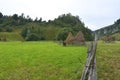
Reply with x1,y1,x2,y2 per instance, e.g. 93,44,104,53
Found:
0,27,3,32
21,27,28,38
12,14,18,20
0,12,93,41
0,12,3,24
0,42,87,80
56,27,74,40
0,12,3,18
53,13,93,41
111,33,120,41
5,27,14,32
26,33,40,41
83,28,94,41
21,23,45,41
42,26,60,40
53,13,82,27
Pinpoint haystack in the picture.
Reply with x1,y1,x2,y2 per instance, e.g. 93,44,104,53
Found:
64,32,74,44
73,31,85,45
64,31,85,45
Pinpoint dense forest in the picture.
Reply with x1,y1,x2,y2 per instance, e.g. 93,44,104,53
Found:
0,12,93,41
95,18,120,40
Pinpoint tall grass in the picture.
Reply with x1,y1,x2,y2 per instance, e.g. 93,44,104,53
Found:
96,41,120,80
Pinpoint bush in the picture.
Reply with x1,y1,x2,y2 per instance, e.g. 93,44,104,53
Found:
6,27,14,32
26,33,40,41
21,27,28,38
0,28,3,32
56,27,74,41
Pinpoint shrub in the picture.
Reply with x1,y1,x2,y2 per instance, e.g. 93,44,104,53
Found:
26,33,40,41
56,27,74,41
6,27,14,32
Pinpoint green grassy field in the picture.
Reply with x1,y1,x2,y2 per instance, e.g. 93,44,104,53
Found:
0,41,87,80
96,41,120,80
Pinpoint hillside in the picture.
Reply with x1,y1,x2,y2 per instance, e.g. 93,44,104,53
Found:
0,12,93,41
95,18,120,38
0,32,24,41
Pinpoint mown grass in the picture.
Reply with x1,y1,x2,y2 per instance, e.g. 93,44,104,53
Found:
96,41,120,80
0,41,87,80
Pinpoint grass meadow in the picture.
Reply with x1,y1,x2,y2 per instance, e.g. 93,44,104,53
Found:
0,41,87,80
96,41,120,80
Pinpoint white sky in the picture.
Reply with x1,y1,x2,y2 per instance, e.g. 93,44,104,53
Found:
0,0,120,30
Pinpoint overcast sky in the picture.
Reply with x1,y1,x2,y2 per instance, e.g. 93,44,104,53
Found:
0,0,120,30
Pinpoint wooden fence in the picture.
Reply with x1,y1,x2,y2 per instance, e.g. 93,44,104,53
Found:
80,41,97,80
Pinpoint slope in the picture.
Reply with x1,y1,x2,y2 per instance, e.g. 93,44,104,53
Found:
0,32,24,41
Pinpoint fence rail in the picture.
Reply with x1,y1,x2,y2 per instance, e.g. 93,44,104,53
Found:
80,41,97,80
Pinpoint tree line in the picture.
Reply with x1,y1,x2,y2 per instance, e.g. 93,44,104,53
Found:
0,12,94,41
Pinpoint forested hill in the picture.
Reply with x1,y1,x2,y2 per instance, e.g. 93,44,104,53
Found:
0,12,93,41
95,18,120,37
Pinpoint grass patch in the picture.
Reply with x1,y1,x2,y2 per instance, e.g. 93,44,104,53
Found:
96,41,120,80
0,41,87,80
0,32,24,41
